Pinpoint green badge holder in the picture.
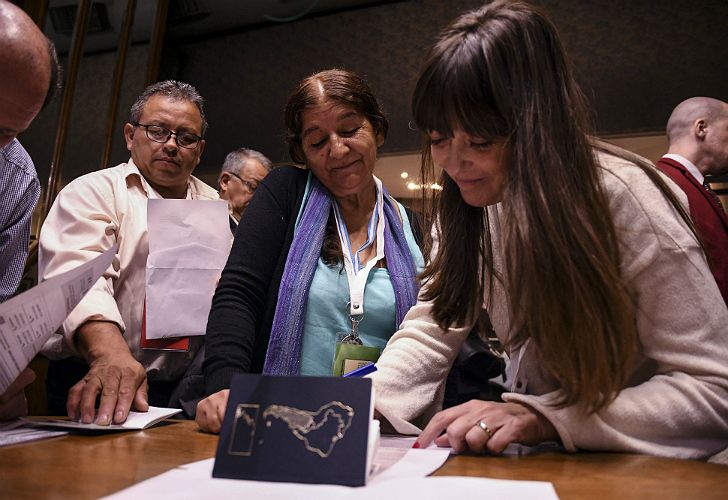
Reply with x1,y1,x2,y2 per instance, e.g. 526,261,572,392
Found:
332,341,381,376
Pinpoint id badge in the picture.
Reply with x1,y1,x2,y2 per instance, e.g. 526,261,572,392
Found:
332,332,381,376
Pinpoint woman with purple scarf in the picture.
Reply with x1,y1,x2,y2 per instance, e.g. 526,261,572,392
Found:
196,69,424,433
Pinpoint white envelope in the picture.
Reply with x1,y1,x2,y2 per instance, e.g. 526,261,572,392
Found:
145,199,230,339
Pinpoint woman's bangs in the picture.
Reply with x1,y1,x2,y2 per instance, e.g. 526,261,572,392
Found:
412,61,456,137
413,44,508,140
450,44,509,140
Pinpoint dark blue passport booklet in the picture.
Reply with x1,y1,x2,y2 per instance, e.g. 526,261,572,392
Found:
212,373,374,486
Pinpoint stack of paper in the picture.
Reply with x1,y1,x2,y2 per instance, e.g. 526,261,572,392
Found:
21,406,182,431
0,420,67,447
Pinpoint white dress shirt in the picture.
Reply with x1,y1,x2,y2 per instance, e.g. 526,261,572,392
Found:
39,159,219,382
662,153,704,184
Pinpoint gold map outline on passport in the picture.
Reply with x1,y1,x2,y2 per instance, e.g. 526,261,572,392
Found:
228,404,259,456
228,401,355,458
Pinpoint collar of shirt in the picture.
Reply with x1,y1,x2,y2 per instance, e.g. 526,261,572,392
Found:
663,154,704,185
122,158,193,200
226,204,240,222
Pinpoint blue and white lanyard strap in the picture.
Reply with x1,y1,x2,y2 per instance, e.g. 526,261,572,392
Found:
332,177,386,319
332,187,379,275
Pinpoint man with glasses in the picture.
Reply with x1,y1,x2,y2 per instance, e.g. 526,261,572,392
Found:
39,80,219,425
218,147,272,233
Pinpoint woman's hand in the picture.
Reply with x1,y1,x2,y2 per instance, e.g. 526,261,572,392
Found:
414,400,558,454
195,389,230,434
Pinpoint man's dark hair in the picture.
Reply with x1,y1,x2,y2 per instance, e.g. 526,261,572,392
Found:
41,37,61,110
129,80,208,135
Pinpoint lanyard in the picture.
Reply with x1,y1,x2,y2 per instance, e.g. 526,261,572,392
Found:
332,177,386,319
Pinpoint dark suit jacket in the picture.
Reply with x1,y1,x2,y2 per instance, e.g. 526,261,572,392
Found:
656,157,728,305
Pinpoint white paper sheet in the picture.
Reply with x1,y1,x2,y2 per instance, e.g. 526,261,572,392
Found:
367,419,381,479
0,245,117,394
21,406,182,431
103,437,447,500
369,435,449,483
104,449,557,500
145,199,230,339
0,420,67,447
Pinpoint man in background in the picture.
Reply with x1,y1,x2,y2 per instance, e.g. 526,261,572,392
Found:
656,97,728,306
0,0,59,419
165,147,271,418
217,147,272,233
39,80,218,425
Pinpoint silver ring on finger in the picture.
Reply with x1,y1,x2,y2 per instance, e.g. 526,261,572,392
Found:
476,419,493,438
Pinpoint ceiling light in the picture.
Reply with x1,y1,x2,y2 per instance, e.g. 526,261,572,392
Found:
406,182,443,191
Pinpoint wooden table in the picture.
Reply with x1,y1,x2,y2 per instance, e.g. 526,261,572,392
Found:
1,420,726,499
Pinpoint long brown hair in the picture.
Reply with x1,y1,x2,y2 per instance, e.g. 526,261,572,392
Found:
413,1,692,411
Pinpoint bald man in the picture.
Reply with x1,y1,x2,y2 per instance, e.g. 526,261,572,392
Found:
0,0,59,419
0,0,58,299
656,97,728,306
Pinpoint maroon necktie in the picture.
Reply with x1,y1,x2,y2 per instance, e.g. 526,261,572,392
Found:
703,178,724,211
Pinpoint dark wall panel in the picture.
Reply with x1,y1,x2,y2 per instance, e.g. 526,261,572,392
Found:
168,0,727,176
19,0,728,185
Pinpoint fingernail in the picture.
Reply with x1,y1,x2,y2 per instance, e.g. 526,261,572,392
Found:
97,414,109,425
115,410,124,421
412,441,420,449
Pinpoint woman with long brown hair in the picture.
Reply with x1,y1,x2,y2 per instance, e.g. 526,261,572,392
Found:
372,1,728,459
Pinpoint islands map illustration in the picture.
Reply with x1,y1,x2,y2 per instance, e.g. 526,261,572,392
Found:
228,401,355,458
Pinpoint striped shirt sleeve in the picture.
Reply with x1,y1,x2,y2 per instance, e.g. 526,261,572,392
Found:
0,139,41,302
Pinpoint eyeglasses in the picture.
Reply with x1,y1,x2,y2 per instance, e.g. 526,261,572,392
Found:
229,172,259,194
133,123,202,149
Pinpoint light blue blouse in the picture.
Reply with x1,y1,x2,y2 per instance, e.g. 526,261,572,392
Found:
299,201,423,376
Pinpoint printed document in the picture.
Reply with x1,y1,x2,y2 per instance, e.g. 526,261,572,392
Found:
0,420,67,447
0,245,116,394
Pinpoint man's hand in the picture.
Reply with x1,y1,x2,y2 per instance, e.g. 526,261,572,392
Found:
415,400,558,454
195,389,229,434
0,368,35,421
68,321,148,425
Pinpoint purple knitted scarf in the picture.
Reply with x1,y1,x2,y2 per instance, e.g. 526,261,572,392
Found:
263,174,419,375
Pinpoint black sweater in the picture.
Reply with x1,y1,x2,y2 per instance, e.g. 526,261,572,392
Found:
203,166,424,396
203,166,308,395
